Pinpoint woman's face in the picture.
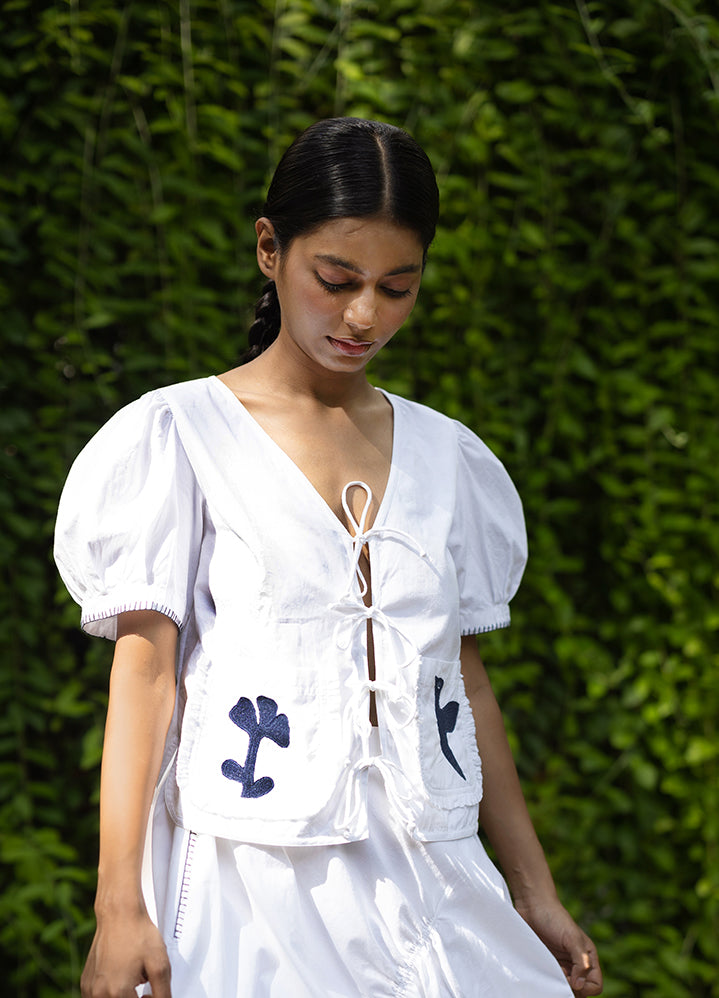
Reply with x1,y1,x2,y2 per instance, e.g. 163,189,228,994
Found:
256,215,425,374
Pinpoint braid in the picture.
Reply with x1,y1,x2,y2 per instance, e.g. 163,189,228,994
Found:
245,280,281,361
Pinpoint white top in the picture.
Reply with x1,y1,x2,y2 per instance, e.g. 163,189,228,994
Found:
55,376,527,846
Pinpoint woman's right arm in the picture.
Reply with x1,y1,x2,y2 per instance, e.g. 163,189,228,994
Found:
81,610,177,998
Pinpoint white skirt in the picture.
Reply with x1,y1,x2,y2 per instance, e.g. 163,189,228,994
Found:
142,733,573,998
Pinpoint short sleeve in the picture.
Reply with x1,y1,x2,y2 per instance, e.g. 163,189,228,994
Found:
54,392,204,640
448,421,528,635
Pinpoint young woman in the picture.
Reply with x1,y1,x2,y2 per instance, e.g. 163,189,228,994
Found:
55,117,603,998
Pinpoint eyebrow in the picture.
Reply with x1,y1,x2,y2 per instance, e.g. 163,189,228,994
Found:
314,254,421,277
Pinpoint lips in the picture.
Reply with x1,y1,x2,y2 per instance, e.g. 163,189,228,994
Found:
328,337,374,357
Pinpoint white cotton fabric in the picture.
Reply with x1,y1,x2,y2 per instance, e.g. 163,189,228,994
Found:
55,376,527,847
55,377,572,995
54,396,204,639
138,731,573,998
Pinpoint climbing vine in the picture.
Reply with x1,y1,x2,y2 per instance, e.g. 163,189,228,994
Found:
1,1,717,994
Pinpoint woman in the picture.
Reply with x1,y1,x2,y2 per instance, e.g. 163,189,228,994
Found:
55,117,603,998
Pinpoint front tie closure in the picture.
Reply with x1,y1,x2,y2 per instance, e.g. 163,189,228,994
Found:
330,481,432,672
329,481,438,838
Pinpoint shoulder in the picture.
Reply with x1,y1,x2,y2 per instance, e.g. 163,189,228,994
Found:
381,389,503,466
386,391,522,517
154,375,216,410
84,376,214,445
451,418,509,477
60,377,217,501
380,388,462,444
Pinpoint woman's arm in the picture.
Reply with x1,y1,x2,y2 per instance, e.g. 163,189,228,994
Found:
81,610,177,998
461,634,603,997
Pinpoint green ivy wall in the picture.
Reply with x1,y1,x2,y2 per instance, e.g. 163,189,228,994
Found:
1,1,717,995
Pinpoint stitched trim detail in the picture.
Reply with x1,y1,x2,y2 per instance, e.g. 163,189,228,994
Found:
391,861,464,997
392,916,434,997
173,831,197,940
460,617,510,636
81,601,183,631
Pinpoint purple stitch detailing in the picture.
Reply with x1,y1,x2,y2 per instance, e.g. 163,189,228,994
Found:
173,831,197,940
82,600,183,630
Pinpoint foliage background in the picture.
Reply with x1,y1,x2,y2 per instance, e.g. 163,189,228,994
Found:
1,0,718,994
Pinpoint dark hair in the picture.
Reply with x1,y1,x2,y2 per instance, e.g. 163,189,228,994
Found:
246,117,439,359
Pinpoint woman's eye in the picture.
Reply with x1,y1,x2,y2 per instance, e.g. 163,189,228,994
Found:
315,273,413,299
315,273,352,294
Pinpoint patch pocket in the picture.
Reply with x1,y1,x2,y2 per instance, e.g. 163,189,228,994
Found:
180,644,347,826
417,657,483,806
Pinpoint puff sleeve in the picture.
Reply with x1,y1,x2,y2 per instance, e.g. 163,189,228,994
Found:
448,421,528,635
54,391,204,640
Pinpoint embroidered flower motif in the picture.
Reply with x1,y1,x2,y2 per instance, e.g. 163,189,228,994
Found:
434,676,466,780
221,695,290,798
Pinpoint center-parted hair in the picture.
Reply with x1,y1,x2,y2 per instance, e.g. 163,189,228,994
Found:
247,117,439,360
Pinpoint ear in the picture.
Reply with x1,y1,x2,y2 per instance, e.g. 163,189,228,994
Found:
256,217,279,280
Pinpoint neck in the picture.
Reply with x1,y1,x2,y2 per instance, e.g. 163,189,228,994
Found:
247,337,376,409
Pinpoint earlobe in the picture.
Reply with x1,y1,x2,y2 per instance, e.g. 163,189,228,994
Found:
256,217,279,280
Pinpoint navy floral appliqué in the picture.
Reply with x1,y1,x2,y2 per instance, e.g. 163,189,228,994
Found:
221,695,290,798
434,676,466,780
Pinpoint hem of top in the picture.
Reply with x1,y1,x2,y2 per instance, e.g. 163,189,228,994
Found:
460,617,510,636
81,600,183,632
165,815,372,848
161,820,483,847
166,798,481,847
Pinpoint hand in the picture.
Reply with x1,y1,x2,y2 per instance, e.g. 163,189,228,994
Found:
515,896,603,996
81,907,171,998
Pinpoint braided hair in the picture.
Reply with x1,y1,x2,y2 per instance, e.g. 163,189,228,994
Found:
245,117,439,361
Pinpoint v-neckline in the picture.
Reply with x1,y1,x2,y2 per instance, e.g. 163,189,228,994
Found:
209,375,399,542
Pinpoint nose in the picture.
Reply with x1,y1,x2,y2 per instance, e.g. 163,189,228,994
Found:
344,291,376,332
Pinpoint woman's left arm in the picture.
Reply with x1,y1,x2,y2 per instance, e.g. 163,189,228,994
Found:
461,634,603,997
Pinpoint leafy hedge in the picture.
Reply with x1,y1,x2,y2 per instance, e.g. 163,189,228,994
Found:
1,1,717,995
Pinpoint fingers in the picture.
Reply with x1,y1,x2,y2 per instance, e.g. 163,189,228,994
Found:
573,979,603,997
80,944,171,998
146,957,172,998
569,944,603,996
